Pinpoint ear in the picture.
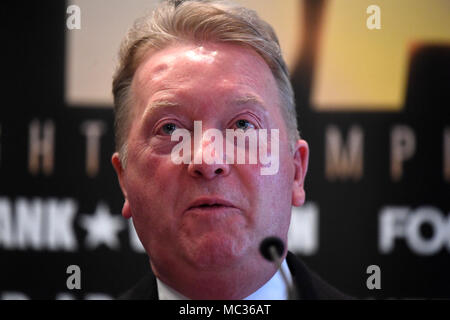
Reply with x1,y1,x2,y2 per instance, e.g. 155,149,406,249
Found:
291,139,309,207
111,152,132,219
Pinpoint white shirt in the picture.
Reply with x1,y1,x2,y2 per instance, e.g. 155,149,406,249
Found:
156,259,293,300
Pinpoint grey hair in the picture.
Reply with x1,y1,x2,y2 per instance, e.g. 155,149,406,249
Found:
112,0,300,166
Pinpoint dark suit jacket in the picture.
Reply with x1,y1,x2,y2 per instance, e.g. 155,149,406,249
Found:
119,251,352,300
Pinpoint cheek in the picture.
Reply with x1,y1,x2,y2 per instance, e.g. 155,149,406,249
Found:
124,152,182,240
127,134,180,193
235,160,292,209
245,152,293,230
256,172,292,211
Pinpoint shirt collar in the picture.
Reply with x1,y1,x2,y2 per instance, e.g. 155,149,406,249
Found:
156,259,292,300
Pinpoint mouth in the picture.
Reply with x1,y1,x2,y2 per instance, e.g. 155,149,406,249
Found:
185,197,237,213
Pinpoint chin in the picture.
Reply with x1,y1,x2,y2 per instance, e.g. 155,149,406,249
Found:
182,231,251,270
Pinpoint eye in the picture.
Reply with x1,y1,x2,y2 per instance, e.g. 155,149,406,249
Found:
159,122,178,135
234,119,255,131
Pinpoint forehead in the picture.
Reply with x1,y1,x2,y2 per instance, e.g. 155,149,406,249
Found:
131,42,280,109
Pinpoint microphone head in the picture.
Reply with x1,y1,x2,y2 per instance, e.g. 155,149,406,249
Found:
259,236,285,262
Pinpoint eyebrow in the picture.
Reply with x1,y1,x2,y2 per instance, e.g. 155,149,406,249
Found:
148,100,180,110
142,99,181,120
232,94,268,111
143,93,268,119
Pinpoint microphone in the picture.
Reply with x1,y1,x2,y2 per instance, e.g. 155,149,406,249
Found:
259,236,298,300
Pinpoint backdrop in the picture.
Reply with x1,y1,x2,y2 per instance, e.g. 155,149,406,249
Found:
0,0,449,299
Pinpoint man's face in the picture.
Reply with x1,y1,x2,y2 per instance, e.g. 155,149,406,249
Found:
113,42,308,273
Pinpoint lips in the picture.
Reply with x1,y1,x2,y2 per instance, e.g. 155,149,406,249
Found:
185,197,237,213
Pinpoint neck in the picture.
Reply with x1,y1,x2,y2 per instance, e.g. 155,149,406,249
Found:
150,252,278,299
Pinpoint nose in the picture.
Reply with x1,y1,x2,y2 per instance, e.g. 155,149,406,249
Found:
187,131,231,179
187,161,230,179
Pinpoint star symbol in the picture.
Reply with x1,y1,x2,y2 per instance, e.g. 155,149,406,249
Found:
79,202,125,250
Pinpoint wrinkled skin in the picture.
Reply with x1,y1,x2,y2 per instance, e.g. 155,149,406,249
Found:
112,42,309,299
